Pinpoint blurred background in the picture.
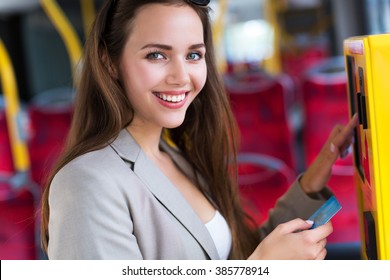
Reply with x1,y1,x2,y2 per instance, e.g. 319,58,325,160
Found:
0,0,389,260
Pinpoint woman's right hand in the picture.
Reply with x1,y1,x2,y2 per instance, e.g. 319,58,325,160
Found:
248,218,333,260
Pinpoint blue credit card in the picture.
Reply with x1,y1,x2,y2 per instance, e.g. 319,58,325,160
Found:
308,196,342,229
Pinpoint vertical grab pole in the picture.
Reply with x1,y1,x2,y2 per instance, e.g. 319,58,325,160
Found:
39,0,83,82
212,0,228,73
81,0,96,38
0,38,30,175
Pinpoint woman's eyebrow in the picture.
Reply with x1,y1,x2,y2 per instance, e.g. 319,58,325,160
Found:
141,43,205,50
141,43,172,50
189,43,206,50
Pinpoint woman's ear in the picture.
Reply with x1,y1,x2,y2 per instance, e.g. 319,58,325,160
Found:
101,50,119,80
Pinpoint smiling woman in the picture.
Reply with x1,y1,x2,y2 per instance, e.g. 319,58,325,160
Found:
118,4,207,129
41,0,250,260
40,0,357,260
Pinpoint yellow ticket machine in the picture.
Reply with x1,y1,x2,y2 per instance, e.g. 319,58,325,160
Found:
344,34,390,260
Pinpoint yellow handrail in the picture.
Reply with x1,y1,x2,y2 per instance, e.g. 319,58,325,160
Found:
81,0,96,38
263,0,282,75
40,0,83,80
0,38,30,172
212,0,228,73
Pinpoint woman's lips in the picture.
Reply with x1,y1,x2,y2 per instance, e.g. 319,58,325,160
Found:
153,90,189,108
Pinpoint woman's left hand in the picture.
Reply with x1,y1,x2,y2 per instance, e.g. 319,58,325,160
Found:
300,114,359,194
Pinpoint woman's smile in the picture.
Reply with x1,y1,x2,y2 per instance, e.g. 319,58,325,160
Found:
153,90,189,108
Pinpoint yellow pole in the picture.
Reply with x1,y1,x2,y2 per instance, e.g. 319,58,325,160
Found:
40,0,83,79
263,0,281,75
0,39,30,172
212,0,228,73
81,0,96,38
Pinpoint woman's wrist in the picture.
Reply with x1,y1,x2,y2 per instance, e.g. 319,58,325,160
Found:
298,174,333,200
298,173,314,194
298,174,323,199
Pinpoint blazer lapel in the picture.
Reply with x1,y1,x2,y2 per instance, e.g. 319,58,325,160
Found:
110,129,219,260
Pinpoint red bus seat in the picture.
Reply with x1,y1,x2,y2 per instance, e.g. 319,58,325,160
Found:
27,88,73,186
0,185,38,260
0,97,14,176
237,153,295,227
225,71,299,172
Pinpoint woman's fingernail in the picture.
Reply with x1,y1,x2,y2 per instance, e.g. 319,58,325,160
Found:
306,220,314,225
330,143,336,153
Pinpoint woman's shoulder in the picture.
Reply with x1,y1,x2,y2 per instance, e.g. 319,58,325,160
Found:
48,146,135,230
50,145,126,193
62,145,118,172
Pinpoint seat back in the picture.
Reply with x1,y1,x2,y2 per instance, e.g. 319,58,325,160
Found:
0,188,38,260
237,153,295,226
226,71,298,171
27,88,73,186
0,99,14,176
302,57,352,166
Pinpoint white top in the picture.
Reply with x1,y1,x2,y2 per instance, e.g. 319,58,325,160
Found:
204,210,232,260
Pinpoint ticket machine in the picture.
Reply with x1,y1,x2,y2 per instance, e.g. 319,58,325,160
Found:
344,34,390,260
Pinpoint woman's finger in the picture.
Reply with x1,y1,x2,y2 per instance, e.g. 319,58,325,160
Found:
331,114,358,152
277,218,313,234
315,247,327,260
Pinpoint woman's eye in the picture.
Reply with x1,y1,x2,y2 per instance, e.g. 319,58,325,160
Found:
187,52,202,61
146,52,165,60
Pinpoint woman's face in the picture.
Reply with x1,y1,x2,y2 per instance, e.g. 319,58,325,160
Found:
119,3,207,130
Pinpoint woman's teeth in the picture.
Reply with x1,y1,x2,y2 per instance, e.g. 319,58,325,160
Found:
157,93,186,103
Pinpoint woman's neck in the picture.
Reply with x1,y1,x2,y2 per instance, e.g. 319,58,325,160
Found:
126,122,163,159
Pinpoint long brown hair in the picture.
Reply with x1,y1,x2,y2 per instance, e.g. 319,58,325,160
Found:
41,0,259,259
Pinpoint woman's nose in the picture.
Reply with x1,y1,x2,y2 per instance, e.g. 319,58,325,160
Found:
166,58,190,85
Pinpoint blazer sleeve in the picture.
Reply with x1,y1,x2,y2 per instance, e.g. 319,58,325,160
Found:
48,160,143,260
258,175,333,240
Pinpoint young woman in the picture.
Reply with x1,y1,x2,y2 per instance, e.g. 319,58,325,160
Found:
41,0,357,260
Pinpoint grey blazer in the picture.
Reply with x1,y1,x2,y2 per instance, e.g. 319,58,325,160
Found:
48,129,330,260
